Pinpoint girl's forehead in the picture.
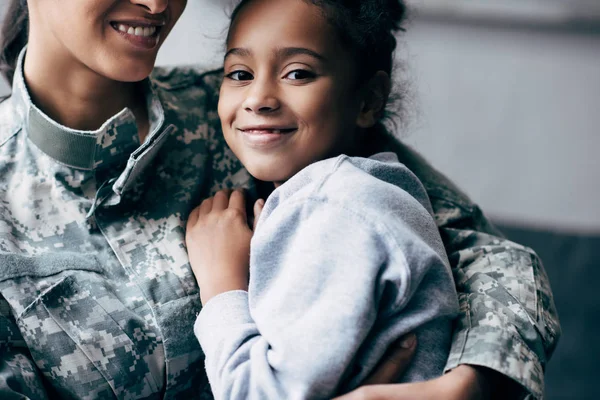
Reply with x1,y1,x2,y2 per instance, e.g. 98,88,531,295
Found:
227,0,338,50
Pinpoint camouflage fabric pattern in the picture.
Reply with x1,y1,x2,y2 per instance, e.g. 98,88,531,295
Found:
0,50,559,399
0,51,249,400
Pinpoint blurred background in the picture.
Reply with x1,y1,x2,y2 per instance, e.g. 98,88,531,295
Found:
1,0,598,398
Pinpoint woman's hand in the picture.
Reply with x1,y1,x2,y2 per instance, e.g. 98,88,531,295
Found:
334,335,498,400
335,366,492,400
186,189,264,305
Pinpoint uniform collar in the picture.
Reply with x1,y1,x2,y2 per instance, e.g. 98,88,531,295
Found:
12,47,167,171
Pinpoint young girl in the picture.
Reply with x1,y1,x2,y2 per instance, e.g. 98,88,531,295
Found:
186,0,460,398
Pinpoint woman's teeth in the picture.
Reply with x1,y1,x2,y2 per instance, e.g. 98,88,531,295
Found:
115,24,157,37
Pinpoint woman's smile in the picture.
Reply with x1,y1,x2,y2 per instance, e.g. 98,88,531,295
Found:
110,19,165,50
22,0,187,84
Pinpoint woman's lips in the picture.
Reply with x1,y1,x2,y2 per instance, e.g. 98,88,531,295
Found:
110,22,162,50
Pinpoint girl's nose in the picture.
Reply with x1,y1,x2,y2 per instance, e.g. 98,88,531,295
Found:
131,0,169,14
243,84,281,114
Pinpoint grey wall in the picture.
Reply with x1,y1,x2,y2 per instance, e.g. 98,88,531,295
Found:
400,21,600,233
2,1,599,233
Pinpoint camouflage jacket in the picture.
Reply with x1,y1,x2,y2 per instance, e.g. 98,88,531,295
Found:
0,51,559,399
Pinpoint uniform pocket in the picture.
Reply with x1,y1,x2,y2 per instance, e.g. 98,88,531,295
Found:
0,252,103,283
1,254,164,399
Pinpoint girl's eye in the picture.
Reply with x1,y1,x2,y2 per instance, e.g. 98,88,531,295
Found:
285,70,316,80
226,70,254,81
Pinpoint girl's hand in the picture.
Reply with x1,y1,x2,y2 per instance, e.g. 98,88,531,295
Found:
186,189,264,305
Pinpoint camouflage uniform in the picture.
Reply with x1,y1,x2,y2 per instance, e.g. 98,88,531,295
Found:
0,50,559,399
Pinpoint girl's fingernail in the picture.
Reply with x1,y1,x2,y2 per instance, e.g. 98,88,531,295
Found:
400,333,416,349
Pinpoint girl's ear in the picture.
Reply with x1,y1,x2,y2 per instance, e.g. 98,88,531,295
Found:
356,71,391,129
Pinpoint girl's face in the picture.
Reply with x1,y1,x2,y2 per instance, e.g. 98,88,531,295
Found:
28,0,187,82
218,0,368,186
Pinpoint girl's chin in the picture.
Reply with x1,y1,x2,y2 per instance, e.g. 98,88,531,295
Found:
240,156,306,185
247,167,293,186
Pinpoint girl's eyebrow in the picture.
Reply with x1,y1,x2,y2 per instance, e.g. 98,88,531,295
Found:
275,47,326,62
224,47,326,62
224,47,252,61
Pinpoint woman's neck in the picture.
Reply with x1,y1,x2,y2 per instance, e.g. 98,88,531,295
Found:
23,44,149,141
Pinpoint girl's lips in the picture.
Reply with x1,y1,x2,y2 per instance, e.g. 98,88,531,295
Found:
239,127,297,134
238,128,297,149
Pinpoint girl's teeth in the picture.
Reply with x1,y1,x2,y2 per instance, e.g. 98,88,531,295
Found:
116,24,157,37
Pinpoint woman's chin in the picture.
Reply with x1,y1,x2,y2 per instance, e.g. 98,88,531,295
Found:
114,69,154,83
100,60,156,83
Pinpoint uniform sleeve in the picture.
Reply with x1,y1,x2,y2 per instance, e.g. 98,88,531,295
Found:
440,209,560,400
194,198,436,400
0,295,49,400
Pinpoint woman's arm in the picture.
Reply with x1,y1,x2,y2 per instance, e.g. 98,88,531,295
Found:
440,222,558,399
425,153,559,399
0,296,50,399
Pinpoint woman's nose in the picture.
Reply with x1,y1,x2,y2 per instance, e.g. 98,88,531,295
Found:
243,83,281,114
131,0,169,14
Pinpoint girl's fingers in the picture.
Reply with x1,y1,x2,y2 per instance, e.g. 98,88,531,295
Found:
253,199,265,231
212,189,231,211
228,189,246,214
198,197,213,215
187,206,200,229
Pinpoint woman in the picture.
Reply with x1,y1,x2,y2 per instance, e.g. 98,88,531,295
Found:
0,0,559,399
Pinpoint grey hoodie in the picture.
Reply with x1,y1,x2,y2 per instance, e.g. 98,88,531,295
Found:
195,152,459,400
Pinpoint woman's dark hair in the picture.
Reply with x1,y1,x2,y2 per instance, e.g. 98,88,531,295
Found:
0,0,29,84
229,0,410,138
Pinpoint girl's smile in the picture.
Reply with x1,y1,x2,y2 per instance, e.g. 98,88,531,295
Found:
236,125,298,150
